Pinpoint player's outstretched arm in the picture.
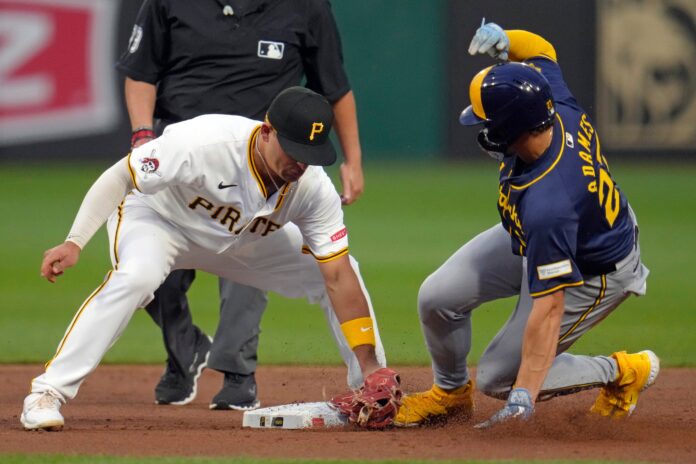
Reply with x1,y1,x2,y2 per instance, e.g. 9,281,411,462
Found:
475,290,565,428
40,157,134,283
320,255,402,429
318,254,381,374
467,20,557,63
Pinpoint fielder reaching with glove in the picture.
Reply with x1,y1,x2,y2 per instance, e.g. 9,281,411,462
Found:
395,22,658,428
20,87,400,431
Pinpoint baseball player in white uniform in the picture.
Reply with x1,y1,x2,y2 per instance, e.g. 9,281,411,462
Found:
21,87,389,431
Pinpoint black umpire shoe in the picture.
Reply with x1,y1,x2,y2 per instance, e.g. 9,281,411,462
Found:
209,372,261,411
154,333,212,405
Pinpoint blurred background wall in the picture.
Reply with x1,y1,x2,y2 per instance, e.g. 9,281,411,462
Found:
1,0,695,161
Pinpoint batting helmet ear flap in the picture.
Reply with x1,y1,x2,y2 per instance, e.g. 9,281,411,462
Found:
477,128,508,161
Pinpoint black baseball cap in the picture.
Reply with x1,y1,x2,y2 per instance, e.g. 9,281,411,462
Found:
267,86,337,166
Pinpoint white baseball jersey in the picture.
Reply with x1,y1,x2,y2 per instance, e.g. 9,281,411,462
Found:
28,114,386,404
127,114,349,259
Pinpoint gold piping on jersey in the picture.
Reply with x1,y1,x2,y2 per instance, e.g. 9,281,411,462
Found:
558,274,607,344
529,279,584,298
273,183,291,212
470,65,494,120
126,152,141,192
247,125,266,198
510,113,565,191
112,200,125,270
301,245,349,263
45,200,128,369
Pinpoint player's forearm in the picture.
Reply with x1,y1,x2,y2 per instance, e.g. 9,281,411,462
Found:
331,91,362,167
322,262,371,324
514,291,565,401
331,289,381,374
320,255,381,374
66,158,134,249
124,77,157,130
506,30,557,62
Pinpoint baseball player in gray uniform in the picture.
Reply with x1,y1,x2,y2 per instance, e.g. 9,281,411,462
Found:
20,87,390,431
395,23,659,428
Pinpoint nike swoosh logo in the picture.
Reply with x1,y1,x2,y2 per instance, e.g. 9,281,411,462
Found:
360,327,372,332
218,181,238,189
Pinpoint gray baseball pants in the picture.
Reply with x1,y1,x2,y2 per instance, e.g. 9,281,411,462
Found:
418,222,648,399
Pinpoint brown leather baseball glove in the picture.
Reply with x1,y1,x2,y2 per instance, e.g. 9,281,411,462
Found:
330,367,402,429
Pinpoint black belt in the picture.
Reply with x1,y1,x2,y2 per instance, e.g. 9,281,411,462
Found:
578,261,616,276
578,225,639,276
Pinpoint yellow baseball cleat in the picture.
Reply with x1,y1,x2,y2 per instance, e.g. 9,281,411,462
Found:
394,380,474,427
591,350,660,418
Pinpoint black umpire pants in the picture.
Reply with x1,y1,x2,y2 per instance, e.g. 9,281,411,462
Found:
145,119,269,378
144,270,268,376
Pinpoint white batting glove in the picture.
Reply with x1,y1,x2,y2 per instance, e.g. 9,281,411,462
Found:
474,387,534,429
468,19,509,61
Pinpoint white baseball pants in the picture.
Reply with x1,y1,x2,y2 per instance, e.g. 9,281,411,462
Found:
31,195,386,401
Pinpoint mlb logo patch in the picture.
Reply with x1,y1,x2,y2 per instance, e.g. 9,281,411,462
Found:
258,40,285,59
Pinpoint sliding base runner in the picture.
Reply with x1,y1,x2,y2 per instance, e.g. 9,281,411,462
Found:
242,402,348,429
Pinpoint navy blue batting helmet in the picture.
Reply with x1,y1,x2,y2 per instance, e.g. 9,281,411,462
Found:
459,62,555,145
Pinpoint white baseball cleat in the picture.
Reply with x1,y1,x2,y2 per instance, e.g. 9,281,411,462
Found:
20,391,65,431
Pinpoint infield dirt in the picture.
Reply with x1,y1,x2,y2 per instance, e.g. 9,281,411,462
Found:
1,365,695,462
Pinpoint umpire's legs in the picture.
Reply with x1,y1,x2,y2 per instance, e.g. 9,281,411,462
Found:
208,279,268,374
144,270,199,375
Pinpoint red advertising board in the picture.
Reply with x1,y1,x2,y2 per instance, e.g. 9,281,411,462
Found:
0,0,119,145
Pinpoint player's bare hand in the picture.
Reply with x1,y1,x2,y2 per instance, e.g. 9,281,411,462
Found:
339,161,364,205
41,241,82,283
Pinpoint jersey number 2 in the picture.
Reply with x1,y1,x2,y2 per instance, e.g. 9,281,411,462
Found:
596,167,620,227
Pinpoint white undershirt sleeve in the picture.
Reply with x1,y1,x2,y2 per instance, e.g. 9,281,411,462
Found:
65,157,134,249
